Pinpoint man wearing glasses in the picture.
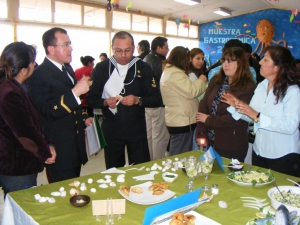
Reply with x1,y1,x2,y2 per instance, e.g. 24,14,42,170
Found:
87,31,161,169
27,27,93,183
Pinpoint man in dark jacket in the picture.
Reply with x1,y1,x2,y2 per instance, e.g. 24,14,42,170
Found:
28,27,92,183
87,31,161,169
143,37,170,160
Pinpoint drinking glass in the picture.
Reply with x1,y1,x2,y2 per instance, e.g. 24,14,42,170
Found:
200,158,214,191
184,156,199,192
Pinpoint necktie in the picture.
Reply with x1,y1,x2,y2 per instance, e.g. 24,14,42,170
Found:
62,65,73,85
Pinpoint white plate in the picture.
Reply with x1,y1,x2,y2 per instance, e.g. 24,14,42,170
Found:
227,171,275,187
118,181,175,205
50,191,61,196
159,211,221,225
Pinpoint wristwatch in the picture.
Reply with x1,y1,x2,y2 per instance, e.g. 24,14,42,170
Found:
253,112,260,123
138,97,142,106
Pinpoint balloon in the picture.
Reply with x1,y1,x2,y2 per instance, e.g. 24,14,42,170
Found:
175,18,181,25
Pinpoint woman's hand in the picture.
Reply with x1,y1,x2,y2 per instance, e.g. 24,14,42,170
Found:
236,101,258,119
221,92,238,107
199,75,208,84
196,112,209,123
45,145,57,164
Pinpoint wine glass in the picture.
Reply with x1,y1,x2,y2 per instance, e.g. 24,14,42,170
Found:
200,158,214,191
184,156,199,192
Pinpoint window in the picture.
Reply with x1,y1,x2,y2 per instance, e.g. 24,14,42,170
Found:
178,24,189,37
113,11,130,30
166,20,178,36
167,36,199,52
0,21,14,53
132,14,147,32
149,17,162,33
0,0,7,18
189,25,198,38
84,6,105,27
19,0,51,22
55,1,81,25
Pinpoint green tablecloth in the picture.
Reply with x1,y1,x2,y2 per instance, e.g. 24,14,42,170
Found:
6,151,299,225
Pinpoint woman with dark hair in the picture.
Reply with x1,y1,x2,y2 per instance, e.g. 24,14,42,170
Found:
160,46,207,155
0,42,56,196
99,53,108,61
75,55,95,116
222,46,300,176
188,48,206,82
137,40,150,60
196,47,256,162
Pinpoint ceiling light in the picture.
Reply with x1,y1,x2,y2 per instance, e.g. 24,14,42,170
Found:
213,7,231,16
174,0,200,6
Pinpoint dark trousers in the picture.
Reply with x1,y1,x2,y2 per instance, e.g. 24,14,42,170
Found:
0,173,37,197
215,148,248,163
46,166,81,183
169,131,193,156
104,136,150,169
252,151,300,177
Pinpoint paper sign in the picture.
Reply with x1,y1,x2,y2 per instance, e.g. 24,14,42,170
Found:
200,146,225,172
142,189,201,225
92,199,126,215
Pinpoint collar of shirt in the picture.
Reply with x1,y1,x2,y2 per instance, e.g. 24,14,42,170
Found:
46,56,65,71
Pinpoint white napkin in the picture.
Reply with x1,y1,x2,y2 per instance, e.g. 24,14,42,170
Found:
101,167,126,174
132,171,158,181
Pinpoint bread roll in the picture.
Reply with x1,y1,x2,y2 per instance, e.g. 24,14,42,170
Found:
169,219,184,225
119,185,130,196
131,187,143,194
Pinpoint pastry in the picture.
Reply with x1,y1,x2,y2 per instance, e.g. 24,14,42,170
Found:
169,219,184,225
152,182,169,190
116,95,122,100
131,187,143,194
172,212,184,221
119,185,130,196
153,189,164,195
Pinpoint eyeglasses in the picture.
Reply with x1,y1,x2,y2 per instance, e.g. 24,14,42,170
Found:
53,42,72,48
113,48,132,55
221,58,236,64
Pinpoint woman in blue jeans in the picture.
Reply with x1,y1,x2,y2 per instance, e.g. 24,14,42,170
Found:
0,42,56,196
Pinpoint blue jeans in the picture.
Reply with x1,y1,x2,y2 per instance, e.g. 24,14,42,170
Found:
0,174,37,197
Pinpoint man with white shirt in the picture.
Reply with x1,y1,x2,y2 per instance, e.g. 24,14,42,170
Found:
87,31,161,169
27,27,93,182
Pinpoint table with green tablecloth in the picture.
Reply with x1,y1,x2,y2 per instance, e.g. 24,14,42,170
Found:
2,150,298,225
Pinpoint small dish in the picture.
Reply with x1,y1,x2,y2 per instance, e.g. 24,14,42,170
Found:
70,195,90,207
228,163,244,171
162,172,178,182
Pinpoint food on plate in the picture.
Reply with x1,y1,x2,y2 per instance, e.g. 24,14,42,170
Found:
248,204,300,225
119,185,130,196
169,212,196,225
131,187,143,194
153,190,164,195
272,189,300,208
227,169,274,187
152,182,169,190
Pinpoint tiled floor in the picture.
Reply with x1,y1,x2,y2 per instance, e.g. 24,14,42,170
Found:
0,150,106,223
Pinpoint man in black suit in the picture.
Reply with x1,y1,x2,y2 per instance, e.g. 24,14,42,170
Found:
27,27,92,183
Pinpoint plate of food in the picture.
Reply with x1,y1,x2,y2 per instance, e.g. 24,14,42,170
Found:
227,169,275,187
118,181,175,205
159,211,221,225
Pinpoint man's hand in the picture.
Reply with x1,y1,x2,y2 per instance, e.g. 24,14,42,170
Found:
120,95,138,106
72,75,91,97
85,117,93,126
104,97,117,108
45,145,57,164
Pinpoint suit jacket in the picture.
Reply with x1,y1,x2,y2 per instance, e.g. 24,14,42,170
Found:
27,58,88,170
0,79,52,176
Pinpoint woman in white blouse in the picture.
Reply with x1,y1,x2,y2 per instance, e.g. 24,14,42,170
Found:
222,46,300,176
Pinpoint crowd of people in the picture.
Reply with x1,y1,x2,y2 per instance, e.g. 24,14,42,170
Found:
1,27,300,196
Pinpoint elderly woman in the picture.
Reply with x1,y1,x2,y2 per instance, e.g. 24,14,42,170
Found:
222,46,300,176
160,46,207,156
0,42,56,196
196,47,256,162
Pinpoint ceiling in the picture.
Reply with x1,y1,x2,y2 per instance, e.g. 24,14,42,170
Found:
81,0,299,24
